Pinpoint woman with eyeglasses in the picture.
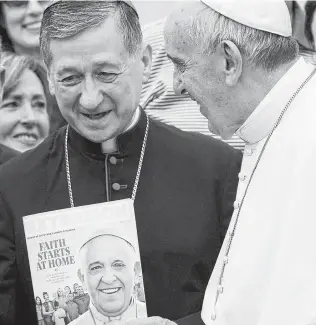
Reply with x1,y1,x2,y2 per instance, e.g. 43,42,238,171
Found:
0,0,67,133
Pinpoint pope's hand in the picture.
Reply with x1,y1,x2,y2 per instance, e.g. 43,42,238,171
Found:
111,316,177,325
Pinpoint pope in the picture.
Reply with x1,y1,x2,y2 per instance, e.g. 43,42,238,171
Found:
162,0,316,324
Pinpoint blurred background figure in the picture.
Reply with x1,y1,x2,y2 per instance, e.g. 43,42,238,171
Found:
73,283,79,298
0,0,51,57
0,52,50,152
304,1,316,50
0,0,66,133
56,288,68,309
0,51,19,164
56,287,71,324
73,286,90,315
35,296,45,325
65,292,80,322
64,286,72,299
52,301,67,325
287,1,316,63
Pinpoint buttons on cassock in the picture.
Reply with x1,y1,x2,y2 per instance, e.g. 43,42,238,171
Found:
109,156,124,165
109,156,117,165
112,183,128,191
244,148,255,156
238,172,247,181
109,156,127,191
112,183,121,191
233,201,240,209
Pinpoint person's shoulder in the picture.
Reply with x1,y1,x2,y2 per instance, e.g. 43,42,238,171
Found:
150,118,241,156
0,143,19,165
0,127,65,184
69,311,91,325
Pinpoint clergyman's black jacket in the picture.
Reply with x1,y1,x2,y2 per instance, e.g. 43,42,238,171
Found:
0,112,241,325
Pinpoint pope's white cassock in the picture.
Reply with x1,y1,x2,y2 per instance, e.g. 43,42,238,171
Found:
70,298,146,325
202,57,316,325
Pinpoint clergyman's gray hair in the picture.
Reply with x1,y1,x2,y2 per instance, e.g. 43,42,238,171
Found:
186,4,299,72
40,1,143,68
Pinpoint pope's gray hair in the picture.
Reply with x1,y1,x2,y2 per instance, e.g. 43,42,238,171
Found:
186,3,299,72
40,1,143,68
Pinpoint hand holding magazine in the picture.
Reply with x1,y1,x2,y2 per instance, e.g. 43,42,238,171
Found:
23,199,147,325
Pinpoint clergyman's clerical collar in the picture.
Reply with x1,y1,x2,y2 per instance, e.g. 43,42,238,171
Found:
235,58,314,144
89,297,137,324
68,107,147,160
101,106,141,153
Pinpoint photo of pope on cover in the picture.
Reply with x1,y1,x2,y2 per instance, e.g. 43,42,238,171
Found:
23,199,147,325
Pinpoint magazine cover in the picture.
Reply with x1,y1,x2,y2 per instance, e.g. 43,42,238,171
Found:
23,198,147,325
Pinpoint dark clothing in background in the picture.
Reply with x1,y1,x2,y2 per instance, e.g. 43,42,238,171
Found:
47,95,67,133
0,110,241,325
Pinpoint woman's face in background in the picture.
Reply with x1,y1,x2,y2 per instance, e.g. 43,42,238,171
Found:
1,1,52,52
0,68,50,152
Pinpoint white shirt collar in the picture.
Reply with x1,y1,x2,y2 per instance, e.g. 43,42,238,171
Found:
124,106,141,133
89,297,137,324
235,58,315,144
101,106,141,153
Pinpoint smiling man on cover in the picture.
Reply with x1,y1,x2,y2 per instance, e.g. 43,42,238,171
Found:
73,233,146,324
0,1,241,325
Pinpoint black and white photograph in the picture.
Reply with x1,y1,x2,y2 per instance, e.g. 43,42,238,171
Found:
23,199,147,325
1,1,316,325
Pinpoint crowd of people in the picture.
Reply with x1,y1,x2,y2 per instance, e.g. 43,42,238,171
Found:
34,285,90,325
0,0,65,143
0,1,316,325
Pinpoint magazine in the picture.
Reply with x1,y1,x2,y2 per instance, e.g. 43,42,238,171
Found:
23,198,147,325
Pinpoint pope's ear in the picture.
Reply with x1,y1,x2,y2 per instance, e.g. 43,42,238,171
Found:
217,40,242,87
141,43,152,83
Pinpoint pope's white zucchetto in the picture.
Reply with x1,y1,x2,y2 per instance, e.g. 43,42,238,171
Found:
200,0,292,37
78,227,137,255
